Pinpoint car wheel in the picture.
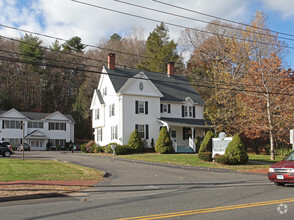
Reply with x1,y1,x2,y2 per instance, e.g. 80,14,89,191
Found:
3,151,11,157
274,182,285,186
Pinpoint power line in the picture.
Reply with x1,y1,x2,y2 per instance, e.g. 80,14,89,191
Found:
1,54,293,97
70,0,294,50
0,34,287,89
114,0,294,43
153,0,294,38
0,23,177,65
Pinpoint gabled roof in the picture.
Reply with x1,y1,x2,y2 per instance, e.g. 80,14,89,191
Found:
0,109,75,122
106,67,204,104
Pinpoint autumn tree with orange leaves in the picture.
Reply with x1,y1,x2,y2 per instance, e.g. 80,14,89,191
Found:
239,54,294,160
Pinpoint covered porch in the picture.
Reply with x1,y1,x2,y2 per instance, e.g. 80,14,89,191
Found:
25,130,48,151
158,117,211,153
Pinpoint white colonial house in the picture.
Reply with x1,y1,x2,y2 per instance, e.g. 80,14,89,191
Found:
0,109,75,150
90,53,211,153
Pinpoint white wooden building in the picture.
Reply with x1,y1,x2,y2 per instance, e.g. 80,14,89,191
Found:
0,109,75,150
90,53,210,153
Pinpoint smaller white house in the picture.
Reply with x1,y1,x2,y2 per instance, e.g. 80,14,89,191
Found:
0,109,75,150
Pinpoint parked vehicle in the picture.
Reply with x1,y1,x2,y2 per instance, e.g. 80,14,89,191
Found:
0,142,13,153
268,151,294,186
17,143,31,151
0,142,14,157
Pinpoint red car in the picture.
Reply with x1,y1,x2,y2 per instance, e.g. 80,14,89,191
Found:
268,151,294,186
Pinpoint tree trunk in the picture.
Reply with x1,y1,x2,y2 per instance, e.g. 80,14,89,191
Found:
266,94,275,160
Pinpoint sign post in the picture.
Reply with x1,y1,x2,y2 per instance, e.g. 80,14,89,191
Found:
22,122,25,160
290,129,294,150
111,145,116,156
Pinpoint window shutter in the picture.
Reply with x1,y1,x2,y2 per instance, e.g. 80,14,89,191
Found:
64,123,66,131
49,123,51,130
109,105,111,117
145,124,149,140
135,101,138,114
160,104,163,113
145,101,148,114
135,124,138,130
168,104,171,113
2,121,4,129
182,105,184,117
193,106,196,118
183,127,186,140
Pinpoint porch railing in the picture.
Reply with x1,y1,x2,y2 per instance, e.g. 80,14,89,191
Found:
172,139,177,152
189,137,196,152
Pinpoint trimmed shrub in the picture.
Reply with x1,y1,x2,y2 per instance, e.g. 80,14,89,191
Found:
215,155,228,164
103,146,113,154
198,152,212,161
151,138,155,149
195,136,202,153
128,130,144,153
224,134,248,164
94,146,104,153
155,127,174,154
86,140,95,153
80,144,87,153
199,131,213,153
46,142,51,151
115,145,133,155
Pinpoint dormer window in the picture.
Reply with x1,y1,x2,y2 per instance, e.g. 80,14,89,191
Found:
182,105,196,118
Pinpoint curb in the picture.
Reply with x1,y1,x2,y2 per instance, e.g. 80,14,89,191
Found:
0,193,66,203
68,152,267,176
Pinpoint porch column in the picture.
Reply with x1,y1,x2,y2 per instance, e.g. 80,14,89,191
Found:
191,127,194,140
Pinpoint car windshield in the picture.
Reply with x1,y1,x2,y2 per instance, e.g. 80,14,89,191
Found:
283,151,294,161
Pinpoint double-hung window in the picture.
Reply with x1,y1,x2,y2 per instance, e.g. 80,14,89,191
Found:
111,125,118,140
135,124,149,139
97,128,102,142
182,105,196,118
95,109,99,120
109,104,115,117
135,101,148,114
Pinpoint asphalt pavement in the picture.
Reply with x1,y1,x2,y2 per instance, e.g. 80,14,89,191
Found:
1,151,293,220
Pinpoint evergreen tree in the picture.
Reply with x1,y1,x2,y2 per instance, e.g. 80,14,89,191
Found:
224,134,248,164
139,22,181,72
155,127,174,154
109,33,122,42
128,129,144,152
62,36,86,53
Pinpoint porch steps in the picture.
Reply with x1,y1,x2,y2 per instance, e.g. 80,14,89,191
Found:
177,146,194,153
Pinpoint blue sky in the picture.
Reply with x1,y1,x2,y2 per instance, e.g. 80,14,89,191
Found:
1,0,294,67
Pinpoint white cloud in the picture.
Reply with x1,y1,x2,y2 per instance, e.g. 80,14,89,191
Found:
0,0,254,47
261,0,294,19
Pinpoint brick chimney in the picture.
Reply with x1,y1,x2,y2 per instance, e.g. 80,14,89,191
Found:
108,53,115,70
167,61,174,77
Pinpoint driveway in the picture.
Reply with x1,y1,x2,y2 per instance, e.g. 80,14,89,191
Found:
1,151,293,220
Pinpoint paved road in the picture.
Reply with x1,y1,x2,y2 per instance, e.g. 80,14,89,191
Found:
1,151,293,220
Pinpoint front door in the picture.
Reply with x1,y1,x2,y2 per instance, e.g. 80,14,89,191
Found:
30,140,44,150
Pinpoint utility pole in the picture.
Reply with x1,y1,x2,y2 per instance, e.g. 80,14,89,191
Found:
22,122,25,160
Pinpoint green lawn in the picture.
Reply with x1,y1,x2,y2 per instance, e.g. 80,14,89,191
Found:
0,159,104,182
118,153,285,172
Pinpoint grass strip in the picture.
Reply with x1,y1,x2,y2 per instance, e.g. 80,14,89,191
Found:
0,159,104,182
